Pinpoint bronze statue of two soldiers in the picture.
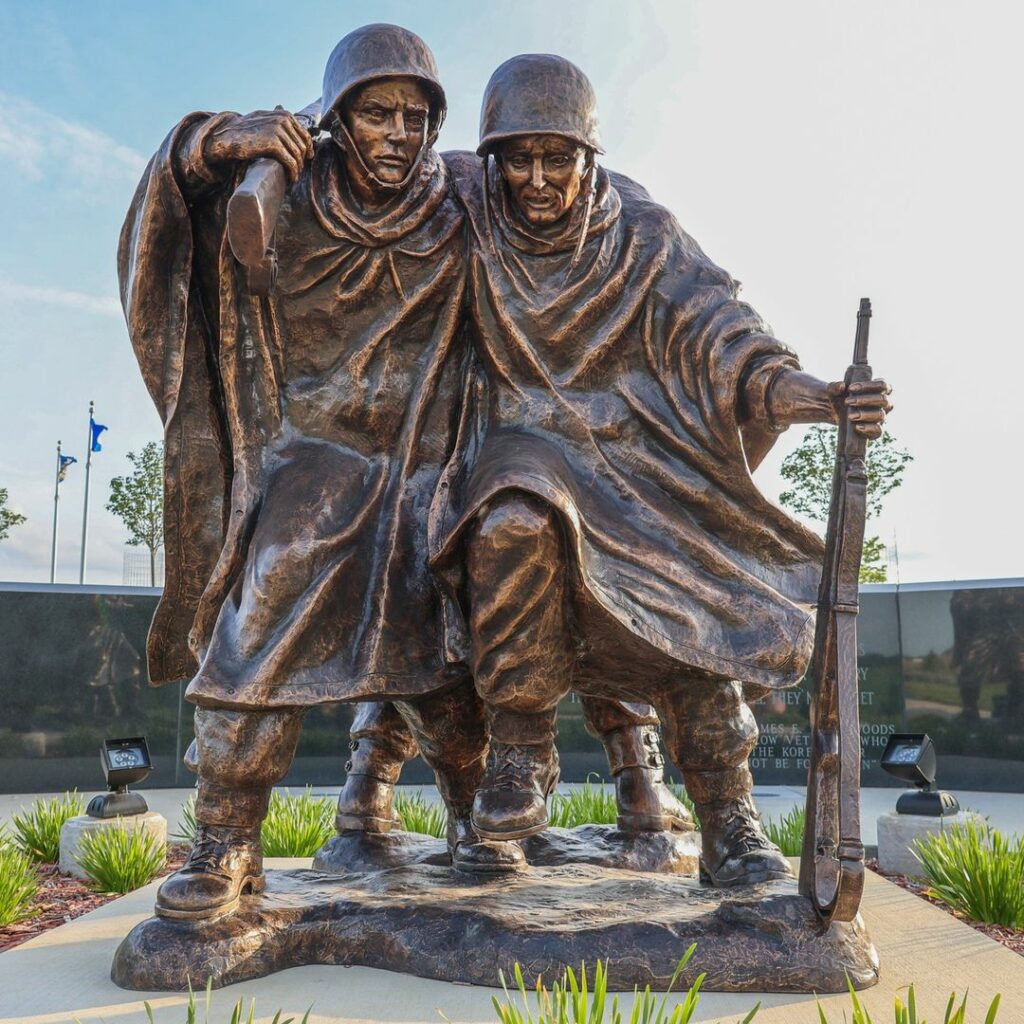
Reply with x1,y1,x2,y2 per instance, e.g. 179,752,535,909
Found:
120,23,890,924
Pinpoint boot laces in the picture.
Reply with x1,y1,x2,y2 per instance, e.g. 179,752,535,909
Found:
489,743,547,788
725,803,774,854
187,825,248,873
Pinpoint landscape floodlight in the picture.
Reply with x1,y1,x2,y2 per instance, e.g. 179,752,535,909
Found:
880,733,960,816
86,736,153,818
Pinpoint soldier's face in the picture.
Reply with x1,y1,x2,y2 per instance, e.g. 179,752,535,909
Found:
342,77,431,184
497,135,588,226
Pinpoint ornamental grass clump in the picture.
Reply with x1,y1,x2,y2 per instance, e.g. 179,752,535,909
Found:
763,805,806,857
172,793,199,844
260,788,334,857
11,790,85,863
115,980,311,1024
816,978,1001,1024
395,790,447,837
481,944,760,1024
549,776,618,829
77,824,167,894
0,840,39,926
913,821,1024,929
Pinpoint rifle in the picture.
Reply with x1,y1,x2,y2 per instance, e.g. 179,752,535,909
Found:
227,99,322,296
798,298,873,928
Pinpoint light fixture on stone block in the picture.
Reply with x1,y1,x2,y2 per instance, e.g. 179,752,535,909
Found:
880,733,960,816
86,736,152,818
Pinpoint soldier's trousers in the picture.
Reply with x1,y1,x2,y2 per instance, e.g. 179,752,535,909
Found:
190,678,488,828
347,694,659,764
465,491,768,804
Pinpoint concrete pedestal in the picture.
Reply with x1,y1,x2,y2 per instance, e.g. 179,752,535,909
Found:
876,809,986,878
59,810,167,880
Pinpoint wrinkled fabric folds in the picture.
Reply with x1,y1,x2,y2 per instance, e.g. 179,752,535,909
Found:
431,152,824,690
119,122,470,707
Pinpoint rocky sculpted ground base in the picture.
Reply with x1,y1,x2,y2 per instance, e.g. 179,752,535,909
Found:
111,827,879,993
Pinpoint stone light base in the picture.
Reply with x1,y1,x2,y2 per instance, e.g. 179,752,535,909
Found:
876,810,986,878
112,827,877,994
60,811,167,880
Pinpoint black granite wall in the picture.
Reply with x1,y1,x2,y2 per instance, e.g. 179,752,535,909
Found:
0,581,1020,793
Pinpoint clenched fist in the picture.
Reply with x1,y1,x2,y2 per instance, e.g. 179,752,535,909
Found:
827,379,893,439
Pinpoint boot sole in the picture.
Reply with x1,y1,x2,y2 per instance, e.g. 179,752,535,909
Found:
699,862,795,887
617,813,696,834
155,874,265,921
472,817,550,842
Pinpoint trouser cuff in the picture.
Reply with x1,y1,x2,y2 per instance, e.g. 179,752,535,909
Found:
682,764,752,805
195,780,271,827
488,707,558,745
345,740,405,785
601,725,664,775
350,702,419,763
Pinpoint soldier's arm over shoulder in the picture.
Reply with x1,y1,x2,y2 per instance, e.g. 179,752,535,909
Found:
172,112,242,197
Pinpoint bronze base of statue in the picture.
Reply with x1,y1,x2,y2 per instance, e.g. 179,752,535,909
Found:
111,833,877,993
312,823,700,875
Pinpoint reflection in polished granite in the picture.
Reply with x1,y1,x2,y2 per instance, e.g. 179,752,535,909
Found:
1,580,1022,793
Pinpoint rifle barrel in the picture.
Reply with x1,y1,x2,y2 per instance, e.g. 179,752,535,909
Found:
854,298,872,365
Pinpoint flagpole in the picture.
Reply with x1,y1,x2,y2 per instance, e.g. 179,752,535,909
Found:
50,440,62,584
79,401,94,585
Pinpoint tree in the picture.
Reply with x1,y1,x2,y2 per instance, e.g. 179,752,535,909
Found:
779,427,912,583
106,441,164,586
0,487,27,542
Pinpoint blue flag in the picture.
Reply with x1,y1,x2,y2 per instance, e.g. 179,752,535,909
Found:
58,454,77,483
90,418,108,453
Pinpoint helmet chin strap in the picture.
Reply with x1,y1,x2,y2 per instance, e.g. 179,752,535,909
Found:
569,160,598,270
330,117,432,197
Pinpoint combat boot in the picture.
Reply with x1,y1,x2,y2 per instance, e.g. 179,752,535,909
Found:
336,736,404,833
156,823,264,920
472,710,560,840
448,814,527,873
694,791,793,886
602,724,695,833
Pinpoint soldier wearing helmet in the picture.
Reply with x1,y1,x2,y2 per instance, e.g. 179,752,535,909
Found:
119,23,523,921
432,54,892,885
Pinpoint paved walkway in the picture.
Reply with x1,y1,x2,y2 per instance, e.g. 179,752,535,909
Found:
2,785,1021,846
0,858,1019,1024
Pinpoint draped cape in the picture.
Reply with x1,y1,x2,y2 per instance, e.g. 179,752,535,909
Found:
430,152,825,690
119,115,469,707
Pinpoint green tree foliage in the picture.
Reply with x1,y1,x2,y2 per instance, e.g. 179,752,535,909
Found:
0,486,27,542
779,427,912,583
106,441,164,586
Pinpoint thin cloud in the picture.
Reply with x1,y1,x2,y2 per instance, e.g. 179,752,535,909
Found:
0,92,146,184
0,277,122,318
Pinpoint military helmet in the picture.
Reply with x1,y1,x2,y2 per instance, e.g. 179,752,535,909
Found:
321,23,447,133
477,53,603,157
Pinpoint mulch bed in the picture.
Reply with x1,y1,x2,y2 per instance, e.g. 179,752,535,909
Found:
3,848,1021,959
0,844,188,953
867,859,1024,958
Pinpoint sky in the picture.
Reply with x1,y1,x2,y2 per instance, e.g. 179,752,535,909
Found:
0,0,1021,586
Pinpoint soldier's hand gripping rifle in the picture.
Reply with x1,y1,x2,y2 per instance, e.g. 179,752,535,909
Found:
227,100,322,296
798,298,873,928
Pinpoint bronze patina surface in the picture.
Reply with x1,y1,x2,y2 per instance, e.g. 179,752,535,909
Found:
117,22,891,993
111,861,878,992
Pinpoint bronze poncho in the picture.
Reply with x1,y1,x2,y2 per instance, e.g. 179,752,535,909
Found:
119,115,468,708
431,153,825,690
